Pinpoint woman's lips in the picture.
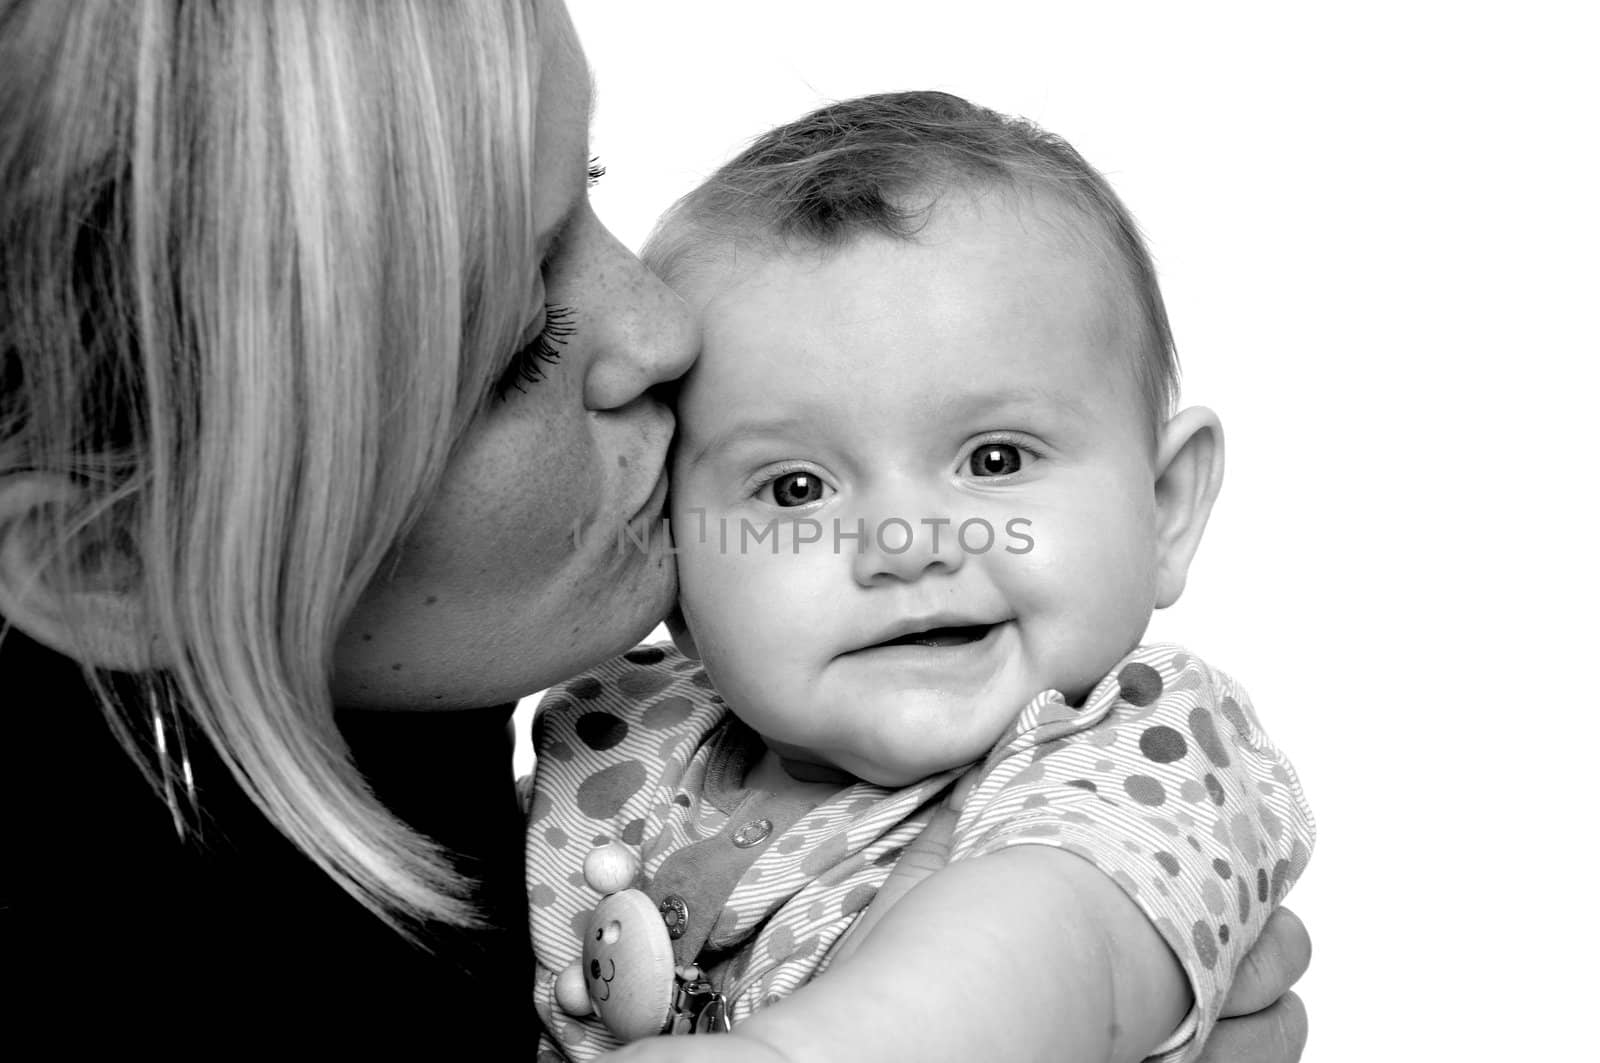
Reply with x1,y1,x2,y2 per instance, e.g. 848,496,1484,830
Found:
628,409,676,522
630,468,669,523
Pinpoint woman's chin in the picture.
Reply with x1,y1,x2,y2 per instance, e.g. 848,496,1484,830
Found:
585,557,680,660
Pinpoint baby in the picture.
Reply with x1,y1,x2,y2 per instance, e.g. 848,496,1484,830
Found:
525,91,1314,1062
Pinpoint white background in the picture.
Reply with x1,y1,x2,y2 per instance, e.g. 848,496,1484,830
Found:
526,2,1599,1057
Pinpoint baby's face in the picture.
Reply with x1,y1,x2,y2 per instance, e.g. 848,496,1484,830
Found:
669,193,1165,786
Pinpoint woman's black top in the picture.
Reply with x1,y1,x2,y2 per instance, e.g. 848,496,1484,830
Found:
2,624,537,1050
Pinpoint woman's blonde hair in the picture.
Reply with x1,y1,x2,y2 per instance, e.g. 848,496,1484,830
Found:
2,0,551,928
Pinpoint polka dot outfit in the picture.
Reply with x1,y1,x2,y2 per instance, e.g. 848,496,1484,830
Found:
524,643,1315,1061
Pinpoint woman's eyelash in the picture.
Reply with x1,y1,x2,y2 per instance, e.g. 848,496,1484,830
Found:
494,304,576,398
492,158,598,399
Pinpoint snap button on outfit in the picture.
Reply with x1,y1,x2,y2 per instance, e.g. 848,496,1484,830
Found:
659,894,689,939
731,818,774,848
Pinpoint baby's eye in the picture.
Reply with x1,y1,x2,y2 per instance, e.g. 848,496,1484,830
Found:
969,444,1025,477
762,471,831,508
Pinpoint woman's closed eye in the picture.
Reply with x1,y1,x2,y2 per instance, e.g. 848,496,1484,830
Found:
491,156,603,401
493,304,576,399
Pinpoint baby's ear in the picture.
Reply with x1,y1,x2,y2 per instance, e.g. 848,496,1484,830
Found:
664,605,701,660
0,472,165,670
1151,407,1224,609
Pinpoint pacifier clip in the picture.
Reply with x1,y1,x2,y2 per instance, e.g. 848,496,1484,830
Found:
556,786,818,1041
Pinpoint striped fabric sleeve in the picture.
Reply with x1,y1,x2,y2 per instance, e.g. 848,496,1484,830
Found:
949,645,1315,1062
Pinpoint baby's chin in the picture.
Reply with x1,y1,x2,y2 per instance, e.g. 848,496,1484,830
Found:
836,743,991,789
759,739,960,790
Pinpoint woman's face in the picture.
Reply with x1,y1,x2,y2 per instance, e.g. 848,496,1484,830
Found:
332,2,696,710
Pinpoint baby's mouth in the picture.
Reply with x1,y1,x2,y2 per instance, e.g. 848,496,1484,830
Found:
873,624,995,649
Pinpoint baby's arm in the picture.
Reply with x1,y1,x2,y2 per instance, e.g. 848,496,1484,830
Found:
607,845,1184,1063
749,846,1186,1062
610,647,1313,1062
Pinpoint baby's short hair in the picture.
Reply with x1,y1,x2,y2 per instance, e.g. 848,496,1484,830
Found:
645,90,1178,428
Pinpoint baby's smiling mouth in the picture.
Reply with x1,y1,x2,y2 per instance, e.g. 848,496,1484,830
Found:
863,623,1001,651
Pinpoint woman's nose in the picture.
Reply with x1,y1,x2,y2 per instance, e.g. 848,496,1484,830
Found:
582,223,699,412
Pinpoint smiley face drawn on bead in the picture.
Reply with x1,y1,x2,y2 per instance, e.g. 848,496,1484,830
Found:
580,888,676,1041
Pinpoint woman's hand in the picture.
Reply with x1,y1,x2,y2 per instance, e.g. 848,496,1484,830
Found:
1197,907,1311,1062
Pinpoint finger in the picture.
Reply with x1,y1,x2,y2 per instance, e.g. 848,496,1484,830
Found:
1195,991,1307,1063
1222,906,1312,1017
827,799,958,965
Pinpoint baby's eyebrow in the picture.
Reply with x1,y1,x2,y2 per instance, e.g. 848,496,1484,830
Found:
681,414,816,467
934,386,1086,420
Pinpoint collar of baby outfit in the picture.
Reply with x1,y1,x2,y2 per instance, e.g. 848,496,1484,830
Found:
645,721,841,968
